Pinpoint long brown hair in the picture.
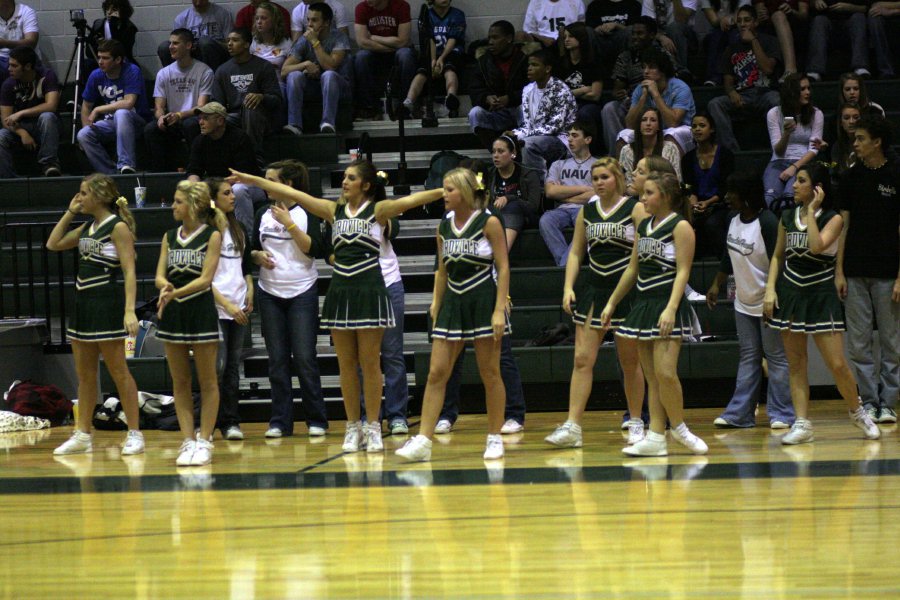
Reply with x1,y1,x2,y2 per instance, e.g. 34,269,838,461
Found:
647,171,691,223
205,178,245,254
632,107,664,159
83,173,136,237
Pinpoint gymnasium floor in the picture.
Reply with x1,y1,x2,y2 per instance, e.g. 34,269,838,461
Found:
1,401,897,599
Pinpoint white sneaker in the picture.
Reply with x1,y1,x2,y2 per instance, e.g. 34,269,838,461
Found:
389,420,409,435
770,420,791,430
483,434,504,460
53,430,93,455
121,430,145,456
396,434,432,462
434,419,453,434
806,72,822,82
670,423,708,455
853,68,871,77
342,421,364,453
365,421,383,453
878,407,897,424
176,439,195,466
685,284,705,302
191,438,213,466
500,419,524,434
544,421,583,448
225,426,244,440
782,418,814,445
622,431,667,456
265,427,283,438
850,406,881,440
308,426,326,437
626,419,645,445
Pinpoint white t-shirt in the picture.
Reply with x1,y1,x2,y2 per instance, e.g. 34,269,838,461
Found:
380,236,402,288
213,228,249,320
726,214,769,316
641,0,698,24
0,3,38,60
153,60,214,113
524,0,586,40
291,0,352,34
257,204,319,298
766,106,825,162
251,38,293,77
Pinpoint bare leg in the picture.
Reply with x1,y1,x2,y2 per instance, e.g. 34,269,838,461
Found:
771,11,797,72
332,329,361,422
406,73,427,103
566,323,604,425
356,328,386,424
71,340,100,432
812,332,860,411
652,337,685,426
505,228,519,251
98,339,139,431
616,335,645,421
473,336,505,435
782,330,810,418
191,342,220,440
419,338,464,438
164,343,195,439
444,70,459,96
636,339,666,435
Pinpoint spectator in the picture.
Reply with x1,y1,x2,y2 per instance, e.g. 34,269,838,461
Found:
708,4,781,152
540,121,598,266
186,101,265,231
282,1,351,134
620,47,695,154
641,0,698,76
558,22,604,155
235,0,291,38
823,103,861,180
160,0,233,71
763,73,823,209
836,116,900,424
700,0,751,86
467,20,528,150
836,71,884,117
682,112,734,257
619,106,682,194
753,0,809,80
0,46,60,177
402,0,466,119
867,1,900,79
586,0,642,59
507,48,577,176
353,0,415,121
291,0,352,40
251,1,293,84
76,39,151,175
522,0,587,47
806,1,870,82
0,0,38,89
600,16,676,155
144,29,213,172
487,134,543,249
89,0,139,69
212,27,283,163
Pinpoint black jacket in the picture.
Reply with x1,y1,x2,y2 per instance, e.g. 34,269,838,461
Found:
89,17,139,68
469,46,528,110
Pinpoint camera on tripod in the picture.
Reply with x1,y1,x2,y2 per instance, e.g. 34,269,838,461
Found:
69,9,87,30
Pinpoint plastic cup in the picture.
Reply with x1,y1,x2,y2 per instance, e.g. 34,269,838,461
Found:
134,186,146,208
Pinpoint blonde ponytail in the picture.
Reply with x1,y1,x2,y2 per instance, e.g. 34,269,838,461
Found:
84,173,137,237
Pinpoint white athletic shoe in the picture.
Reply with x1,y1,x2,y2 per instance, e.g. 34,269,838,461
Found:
191,438,213,466
483,434,504,460
396,434,432,462
622,431,668,456
625,419,645,445
850,406,881,440
365,421,383,453
434,419,453,434
176,439,195,466
670,423,708,454
265,427,283,438
342,421,364,452
308,426,326,437
500,419,524,434
121,430,145,455
544,421,583,448
781,418,814,445
53,430,93,455
224,426,244,440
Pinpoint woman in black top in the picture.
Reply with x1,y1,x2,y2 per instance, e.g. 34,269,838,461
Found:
486,134,542,250
89,0,140,68
558,22,604,155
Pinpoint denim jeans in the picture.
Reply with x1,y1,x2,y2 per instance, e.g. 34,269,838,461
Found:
468,105,521,149
807,13,868,74
216,318,245,431
286,69,351,130
142,116,201,172
845,277,900,409
708,88,781,152
763,159,796,209
258,286,327,433
232,183,267,233
441,335,526,425
718,311,794,426
539,204,581,266
353,48,416,110
521,135,568,177
868,15,898,77
76,109,146,173
600,98,627,156
704,27,740,85
0,112,60,177
360,280,409,424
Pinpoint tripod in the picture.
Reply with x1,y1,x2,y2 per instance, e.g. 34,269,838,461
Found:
417,3,438,129
63,20,96,144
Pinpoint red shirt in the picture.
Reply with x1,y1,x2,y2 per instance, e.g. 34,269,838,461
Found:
494,55,513,80
355,0,411,37
235,2,291,39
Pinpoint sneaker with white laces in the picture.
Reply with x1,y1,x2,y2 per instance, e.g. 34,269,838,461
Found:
850,406,881,440
53,430,93,455
877,407,897,424
225,426,244,440
622,431,667,456
781,418,814,445
500,419,524,434
434,419,453,434
864,404,880,423
626,419,645,445
670,423,708,454
390,420,409,435
483,434,504,460
396,434,433,461
342,421,364,452
545,421,583,448
770,420,791,430
365,421,383,453
308,426,326,437
176,439,196,466
265,427,283,438
121,430,145,456
191,438,213,466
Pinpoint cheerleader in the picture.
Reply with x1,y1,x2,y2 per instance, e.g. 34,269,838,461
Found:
155,181,224,466
396,168,511,462
763,163,880,444
601,172,708,456
228,162,443,453
206,178,254,441
47,175,142,456
545,158,648,448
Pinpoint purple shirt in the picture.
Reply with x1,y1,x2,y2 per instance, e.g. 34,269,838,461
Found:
0,67,60,112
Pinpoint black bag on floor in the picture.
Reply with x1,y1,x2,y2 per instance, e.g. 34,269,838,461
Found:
525,323,571,347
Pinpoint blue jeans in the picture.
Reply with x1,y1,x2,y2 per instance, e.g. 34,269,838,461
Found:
216,318,245,431
868,15,897,77
521,134,568,177
76,109,146,173
468,106,520,133
708,88,781,152
353,48,416,110
360,280,409,424
286,69,351,130
539,204,581,266
258,286,327,433
0,113,60,177
232,183,267,233
441,335,526,425
719,311,794,426
845,277,900,409
807,13,869,74
763,159,795,210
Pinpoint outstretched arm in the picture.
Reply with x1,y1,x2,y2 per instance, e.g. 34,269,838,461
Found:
374,188,444,222
228,169,336,222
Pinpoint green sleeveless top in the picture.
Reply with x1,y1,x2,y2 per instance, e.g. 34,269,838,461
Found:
583,195,637,280
166,224,214,300
781,207,839,288
76,214,122,291
636,212,684,293
439,209,496,294
332,201,384,278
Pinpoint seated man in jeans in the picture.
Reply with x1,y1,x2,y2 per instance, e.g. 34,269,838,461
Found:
282,2,351,134
0,46,61,177
76,39,151,174
539,121,597,266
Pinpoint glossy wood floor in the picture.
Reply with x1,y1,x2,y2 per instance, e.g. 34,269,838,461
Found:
1,401,898,599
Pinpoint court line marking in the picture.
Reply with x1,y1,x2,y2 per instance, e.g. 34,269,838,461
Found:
297,419,421,473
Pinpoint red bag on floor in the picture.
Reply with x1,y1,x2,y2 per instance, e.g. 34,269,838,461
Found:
4,380,72,426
